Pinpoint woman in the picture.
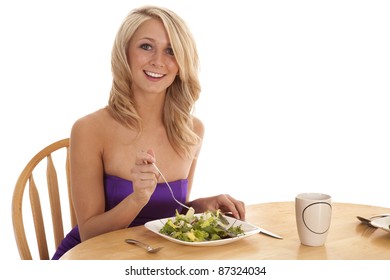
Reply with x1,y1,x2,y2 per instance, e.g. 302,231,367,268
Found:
52,6,245,259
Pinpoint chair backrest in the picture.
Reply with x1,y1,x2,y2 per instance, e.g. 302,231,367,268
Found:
12,138,77,260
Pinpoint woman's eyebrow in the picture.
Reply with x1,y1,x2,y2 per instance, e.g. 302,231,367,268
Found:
138,37,172,47
139,37,155,42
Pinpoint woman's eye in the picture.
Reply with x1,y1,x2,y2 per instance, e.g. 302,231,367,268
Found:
140,44,152,51
166,48,174,56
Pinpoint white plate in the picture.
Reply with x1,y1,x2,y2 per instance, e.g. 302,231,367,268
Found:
370,216,390,233
144,214,261,246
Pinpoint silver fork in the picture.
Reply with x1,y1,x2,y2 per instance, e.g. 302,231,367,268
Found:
362,226,377,237
152,163,191,210
125,239,163,253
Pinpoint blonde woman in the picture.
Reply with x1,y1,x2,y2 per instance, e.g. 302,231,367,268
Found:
52,6,245,259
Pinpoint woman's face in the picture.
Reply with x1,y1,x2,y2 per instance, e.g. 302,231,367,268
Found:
128,18,179,97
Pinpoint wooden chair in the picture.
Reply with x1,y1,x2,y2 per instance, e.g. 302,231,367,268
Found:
12,138,77,260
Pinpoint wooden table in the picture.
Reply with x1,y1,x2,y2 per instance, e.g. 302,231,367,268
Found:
60,202,390,260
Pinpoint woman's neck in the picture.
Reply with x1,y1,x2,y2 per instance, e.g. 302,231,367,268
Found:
134,91,166,127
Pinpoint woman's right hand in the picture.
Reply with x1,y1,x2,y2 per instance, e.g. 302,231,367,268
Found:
130,149,160,206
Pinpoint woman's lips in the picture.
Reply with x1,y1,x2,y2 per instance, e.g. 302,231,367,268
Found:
144,70,165,78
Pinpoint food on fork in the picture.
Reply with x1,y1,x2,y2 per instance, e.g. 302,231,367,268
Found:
159,208,244,242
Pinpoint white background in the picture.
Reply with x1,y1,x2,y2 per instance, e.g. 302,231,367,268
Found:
1,0,389,271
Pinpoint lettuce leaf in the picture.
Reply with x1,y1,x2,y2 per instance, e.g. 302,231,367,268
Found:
159,208,244,242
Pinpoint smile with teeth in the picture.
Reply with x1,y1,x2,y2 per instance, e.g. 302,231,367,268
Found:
144,71,165,78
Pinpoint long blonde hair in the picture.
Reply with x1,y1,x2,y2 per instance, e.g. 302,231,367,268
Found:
108,6,201,158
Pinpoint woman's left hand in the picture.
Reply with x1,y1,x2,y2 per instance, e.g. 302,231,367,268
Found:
188,194,245,220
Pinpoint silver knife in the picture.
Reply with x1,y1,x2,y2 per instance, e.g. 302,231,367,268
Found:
258,227,283,239
222,212,283,239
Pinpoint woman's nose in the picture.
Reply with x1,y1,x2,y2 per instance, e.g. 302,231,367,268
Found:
150,52,165,68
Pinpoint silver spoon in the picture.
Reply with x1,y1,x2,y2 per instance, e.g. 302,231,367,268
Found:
356,214,390,227
356,216,377,227
125,239,163,253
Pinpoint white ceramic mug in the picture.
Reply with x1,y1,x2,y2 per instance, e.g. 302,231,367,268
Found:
295,193,332,246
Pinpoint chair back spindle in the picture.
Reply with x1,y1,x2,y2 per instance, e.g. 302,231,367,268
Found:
12,138,76,260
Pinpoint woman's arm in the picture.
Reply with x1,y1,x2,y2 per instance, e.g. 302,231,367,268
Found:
185,116,205,201
70,116,158,241
187,195,246,220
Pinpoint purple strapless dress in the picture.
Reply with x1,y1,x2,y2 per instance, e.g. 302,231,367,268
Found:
52,174,188,260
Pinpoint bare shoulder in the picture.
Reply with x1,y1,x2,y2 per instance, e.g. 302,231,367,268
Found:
72,108,104,132
192,116,205,139
70,108,111,145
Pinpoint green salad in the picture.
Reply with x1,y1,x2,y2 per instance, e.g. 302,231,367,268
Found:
159,208,244,242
